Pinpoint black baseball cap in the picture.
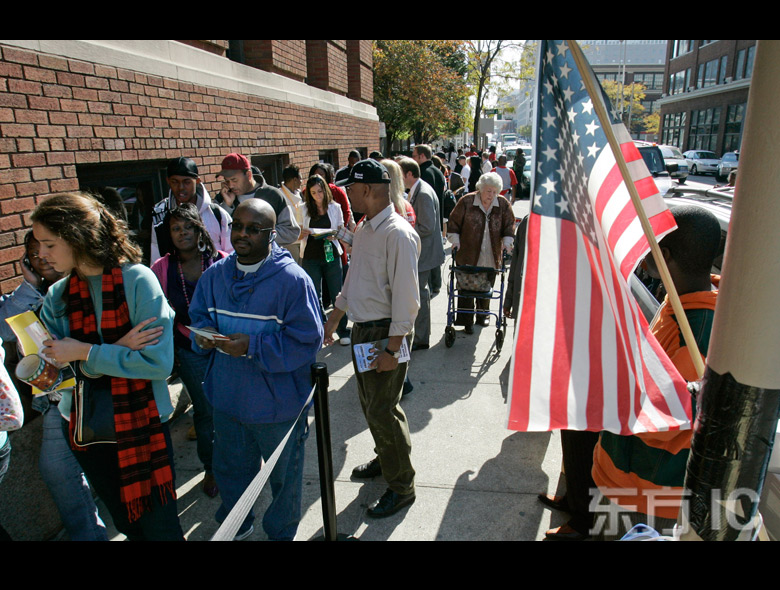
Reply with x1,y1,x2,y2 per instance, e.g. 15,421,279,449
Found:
167,157,199,178
336,159,391,186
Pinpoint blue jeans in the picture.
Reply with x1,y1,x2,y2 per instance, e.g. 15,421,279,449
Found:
0,437,10,541
40,406,108,541
301,256,349,338
213,409,309,541
175,346,214,474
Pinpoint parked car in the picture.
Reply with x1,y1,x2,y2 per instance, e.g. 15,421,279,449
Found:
503,144,532,169
519,161,531,199
717,151,739,182
683,149,720,176
635,142,672,196
656,144,689,184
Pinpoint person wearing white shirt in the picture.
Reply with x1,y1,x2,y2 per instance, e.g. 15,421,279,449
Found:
279,165,304,263
481,153,493,175
325,160,420,519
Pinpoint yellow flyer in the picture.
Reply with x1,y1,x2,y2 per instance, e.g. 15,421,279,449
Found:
5,311,77,394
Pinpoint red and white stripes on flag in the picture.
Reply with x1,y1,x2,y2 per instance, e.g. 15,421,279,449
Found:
506,40,691,435
507,212,690,434
591,123,678,280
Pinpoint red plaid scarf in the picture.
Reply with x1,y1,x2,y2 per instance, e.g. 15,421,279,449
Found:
67,267,175,523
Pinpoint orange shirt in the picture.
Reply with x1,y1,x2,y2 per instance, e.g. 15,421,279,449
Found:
591,277,719,519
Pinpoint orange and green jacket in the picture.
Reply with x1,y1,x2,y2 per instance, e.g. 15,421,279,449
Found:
591,277,719,519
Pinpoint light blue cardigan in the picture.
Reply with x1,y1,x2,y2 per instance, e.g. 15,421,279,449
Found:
39,264,176,422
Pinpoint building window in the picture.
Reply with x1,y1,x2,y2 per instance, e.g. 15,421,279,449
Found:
735,49,746,80
698,59,719,89
735,45,756,80
227,40,245,64
250,154,288,188
77,160,170,265
635,72,663,91
718,55,728,84
662,111,686,148
724,103,746,153
672,40,694,58
317,150,338,168
669,69,690,95
688,107,721,152
744,45,756,78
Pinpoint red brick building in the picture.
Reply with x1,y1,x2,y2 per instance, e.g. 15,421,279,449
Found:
658,40,755,156
0,39,378,289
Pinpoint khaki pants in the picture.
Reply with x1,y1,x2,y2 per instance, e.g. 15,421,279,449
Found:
351,322,415,495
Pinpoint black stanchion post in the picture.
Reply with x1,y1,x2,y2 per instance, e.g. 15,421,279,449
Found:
311,362,336,540
310,362,355,541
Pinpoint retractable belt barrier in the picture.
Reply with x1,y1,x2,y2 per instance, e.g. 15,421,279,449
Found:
210,383,316,542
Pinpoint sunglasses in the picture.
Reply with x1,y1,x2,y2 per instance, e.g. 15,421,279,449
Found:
229,223,274,236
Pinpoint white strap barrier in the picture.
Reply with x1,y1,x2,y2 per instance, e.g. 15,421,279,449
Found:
210,384,316,541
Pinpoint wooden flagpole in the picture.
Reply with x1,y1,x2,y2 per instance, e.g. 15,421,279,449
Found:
567,39,706,380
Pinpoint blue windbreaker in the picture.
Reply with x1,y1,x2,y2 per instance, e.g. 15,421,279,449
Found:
188,244,324,424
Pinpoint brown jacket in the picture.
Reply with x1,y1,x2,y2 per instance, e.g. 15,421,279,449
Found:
447,192,515,268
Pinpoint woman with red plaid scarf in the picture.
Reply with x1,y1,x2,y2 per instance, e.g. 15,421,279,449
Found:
33,192,184,541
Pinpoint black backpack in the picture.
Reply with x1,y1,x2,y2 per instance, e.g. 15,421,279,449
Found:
442,188,457,219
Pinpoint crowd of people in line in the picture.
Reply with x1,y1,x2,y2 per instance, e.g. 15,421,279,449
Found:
0,142,527,541
0,139,719,542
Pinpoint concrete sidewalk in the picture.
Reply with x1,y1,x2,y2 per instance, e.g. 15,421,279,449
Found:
103,251,567,541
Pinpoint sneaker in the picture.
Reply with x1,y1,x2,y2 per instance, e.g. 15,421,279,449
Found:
234,525,254,541
339,336,351,346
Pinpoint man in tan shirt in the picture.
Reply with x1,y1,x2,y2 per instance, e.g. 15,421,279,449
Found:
324,159,421,519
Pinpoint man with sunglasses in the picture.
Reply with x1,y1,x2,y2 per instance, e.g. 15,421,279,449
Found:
188,198,323,541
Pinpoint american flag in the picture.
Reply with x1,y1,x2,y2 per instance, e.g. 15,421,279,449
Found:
506,40,691,435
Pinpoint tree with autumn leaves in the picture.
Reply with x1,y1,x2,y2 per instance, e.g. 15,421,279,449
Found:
601,79,660,138
373,40,470,149
374,40,538,150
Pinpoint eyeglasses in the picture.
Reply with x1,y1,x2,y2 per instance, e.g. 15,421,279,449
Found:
228,223,274,236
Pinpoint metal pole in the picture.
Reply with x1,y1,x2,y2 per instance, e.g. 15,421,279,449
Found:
680,40,780,541
311,362,337,541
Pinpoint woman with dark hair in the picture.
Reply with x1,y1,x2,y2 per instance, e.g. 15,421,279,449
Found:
33,191,184,541
467,155,483,193
299,175,350,345
308,162,353,230
151,203,227,499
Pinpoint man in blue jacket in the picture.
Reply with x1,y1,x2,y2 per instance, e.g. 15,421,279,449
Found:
189,198,323,541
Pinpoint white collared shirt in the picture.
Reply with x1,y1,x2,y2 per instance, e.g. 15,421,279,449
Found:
335,205,421,336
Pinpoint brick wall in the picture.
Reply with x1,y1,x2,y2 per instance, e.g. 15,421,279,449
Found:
347,40,374,104
244,40,308,82
0,41,378,291
306,40,349,96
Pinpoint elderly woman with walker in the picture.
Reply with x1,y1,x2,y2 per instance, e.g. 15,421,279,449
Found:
445,172,515,336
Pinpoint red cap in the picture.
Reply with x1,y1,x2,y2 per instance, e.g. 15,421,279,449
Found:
217,153,250,177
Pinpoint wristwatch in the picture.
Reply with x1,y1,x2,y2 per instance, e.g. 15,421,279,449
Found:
385,347,401,359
